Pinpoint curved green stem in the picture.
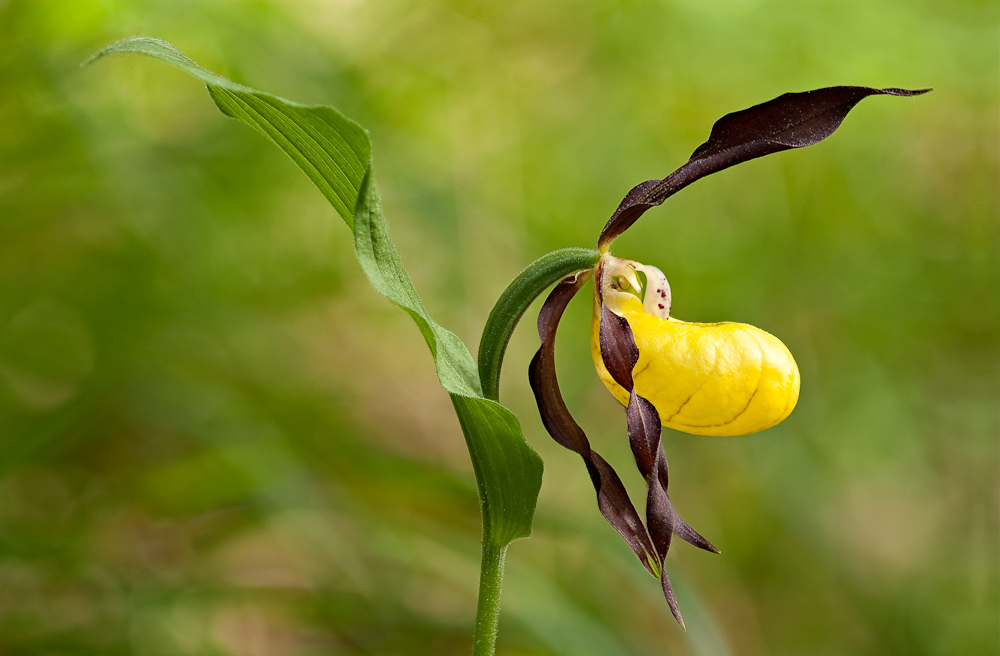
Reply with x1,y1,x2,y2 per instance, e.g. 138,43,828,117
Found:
478,247,600,401
470,247,597,653
472,541,508,656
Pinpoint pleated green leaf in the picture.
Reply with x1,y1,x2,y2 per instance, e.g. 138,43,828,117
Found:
88,37,542,547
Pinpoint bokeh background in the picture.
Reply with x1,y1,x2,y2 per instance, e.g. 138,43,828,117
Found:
1,0,997,654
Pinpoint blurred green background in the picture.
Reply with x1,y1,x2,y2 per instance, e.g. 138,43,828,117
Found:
1,0,996,654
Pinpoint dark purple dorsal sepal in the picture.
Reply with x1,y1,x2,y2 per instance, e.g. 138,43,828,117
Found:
598,86,930,248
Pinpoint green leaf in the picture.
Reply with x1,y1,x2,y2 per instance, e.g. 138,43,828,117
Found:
86,37,370,227
87,37,543,547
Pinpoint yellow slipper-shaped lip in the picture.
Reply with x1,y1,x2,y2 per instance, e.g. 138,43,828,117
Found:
592,254,800,436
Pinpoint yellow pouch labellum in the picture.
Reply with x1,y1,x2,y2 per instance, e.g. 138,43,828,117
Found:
592,262,800,436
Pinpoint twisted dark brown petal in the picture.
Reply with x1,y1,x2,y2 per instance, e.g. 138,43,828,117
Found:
598,290,722,626
638,407,682,627
598,86,930,248
528,271,659,575
599,297,717,550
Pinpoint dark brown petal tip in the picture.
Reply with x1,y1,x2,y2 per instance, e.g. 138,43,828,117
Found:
661,571,686,631
585,451,659,576
675,517,721,555
598,86,930,248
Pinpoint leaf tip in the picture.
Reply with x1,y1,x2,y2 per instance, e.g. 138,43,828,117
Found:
82,35,157,68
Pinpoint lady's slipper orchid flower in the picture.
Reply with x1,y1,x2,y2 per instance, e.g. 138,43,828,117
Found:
528,86,927,627
593,255,800,436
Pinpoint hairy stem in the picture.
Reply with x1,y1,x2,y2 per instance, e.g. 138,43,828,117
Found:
472,541,507,656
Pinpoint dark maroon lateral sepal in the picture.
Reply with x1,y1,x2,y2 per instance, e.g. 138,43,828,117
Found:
598,85,930,248
527,270,660,576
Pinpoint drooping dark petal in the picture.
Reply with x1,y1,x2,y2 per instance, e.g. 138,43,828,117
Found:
605,291,676,554
598,86,930,248
585,451,659,575
598,280,721,624
528,271,659,575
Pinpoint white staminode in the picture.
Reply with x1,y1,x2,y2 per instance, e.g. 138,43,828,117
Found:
601,256,672,320
634,263,671,319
